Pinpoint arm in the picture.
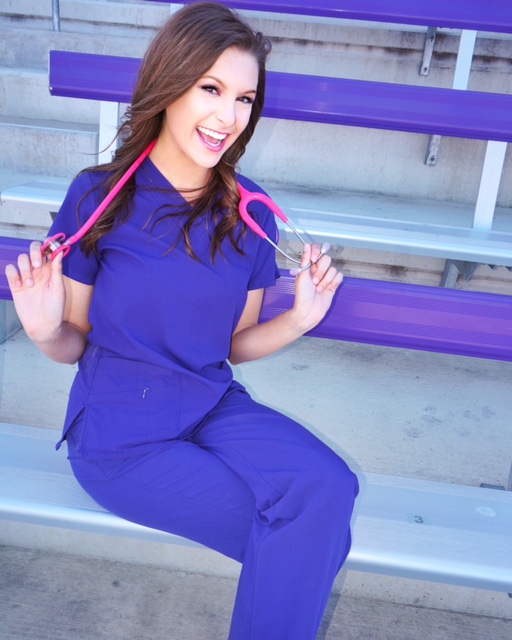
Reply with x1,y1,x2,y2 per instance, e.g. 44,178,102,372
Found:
5,242,93,365
229,243,342,365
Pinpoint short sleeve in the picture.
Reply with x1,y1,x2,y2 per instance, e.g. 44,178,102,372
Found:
237,175,280,291
48,172,102,285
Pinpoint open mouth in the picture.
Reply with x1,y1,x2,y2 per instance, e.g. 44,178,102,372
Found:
197,126,228,149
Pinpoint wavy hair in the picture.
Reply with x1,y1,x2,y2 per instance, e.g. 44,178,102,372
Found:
80,1,271,259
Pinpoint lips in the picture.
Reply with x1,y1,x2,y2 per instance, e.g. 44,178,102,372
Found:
197,126,228,151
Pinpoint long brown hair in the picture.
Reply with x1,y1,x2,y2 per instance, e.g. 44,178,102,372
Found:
81,1,271,259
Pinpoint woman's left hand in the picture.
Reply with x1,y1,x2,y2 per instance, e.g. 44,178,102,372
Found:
230,244,343,365
292,243,343,331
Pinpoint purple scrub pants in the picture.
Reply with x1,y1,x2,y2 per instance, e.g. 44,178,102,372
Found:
66,385,359,640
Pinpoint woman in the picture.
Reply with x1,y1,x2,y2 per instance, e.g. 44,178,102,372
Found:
5,3,358,638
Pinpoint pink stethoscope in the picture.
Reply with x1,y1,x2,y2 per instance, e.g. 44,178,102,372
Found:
42,141,329,275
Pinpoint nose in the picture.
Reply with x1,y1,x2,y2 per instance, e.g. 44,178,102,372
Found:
215,97,237,129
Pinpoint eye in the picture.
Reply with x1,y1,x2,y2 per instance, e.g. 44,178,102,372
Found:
201,84,219,95
238,95,255,105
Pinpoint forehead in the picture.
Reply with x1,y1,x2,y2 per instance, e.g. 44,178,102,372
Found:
204,47,259,89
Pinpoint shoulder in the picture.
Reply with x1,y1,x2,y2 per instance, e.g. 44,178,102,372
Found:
60,169,108,212
60,168,113,222
67,168,110,200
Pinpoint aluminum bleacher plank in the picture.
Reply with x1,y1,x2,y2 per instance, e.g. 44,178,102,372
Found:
1,178,70,210
1,423,511,592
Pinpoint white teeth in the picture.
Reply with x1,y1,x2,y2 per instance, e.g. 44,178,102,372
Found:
197,126,227,141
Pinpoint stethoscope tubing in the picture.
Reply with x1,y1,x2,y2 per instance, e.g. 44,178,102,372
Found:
42,140,329,274
238,183,329,272
41,140,157,260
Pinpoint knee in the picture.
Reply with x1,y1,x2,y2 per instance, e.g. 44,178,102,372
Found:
307,449,359,514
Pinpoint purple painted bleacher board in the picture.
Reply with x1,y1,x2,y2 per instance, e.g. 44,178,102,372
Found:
2,239,510,361
144,0,512,33
49,51,512,143
0,237,32,290
263,74,512,141
49,52,141,104
260,272,512,362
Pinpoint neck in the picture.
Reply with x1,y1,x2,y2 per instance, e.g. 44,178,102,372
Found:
149,138,211,197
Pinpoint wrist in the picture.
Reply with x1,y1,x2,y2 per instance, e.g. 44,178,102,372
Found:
286,306,318,336
28,321,88,364
28,322,65,346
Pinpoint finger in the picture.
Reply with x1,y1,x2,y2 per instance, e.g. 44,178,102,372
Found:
315,266,343,292
299,243,312,269
49,247,64,280
29,241,43,269
4,263,22,289
309,242,323,265
17,253,35,287
310,253,332,284
326,270,344,293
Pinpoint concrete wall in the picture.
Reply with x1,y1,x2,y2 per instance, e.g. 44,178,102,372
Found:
2,1,511,203
1,1,511,290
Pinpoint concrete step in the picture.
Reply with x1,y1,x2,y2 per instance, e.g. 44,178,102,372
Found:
0,0,167,39
2,2,512,92
0,115,97,177
0,0,162,72
0,67,97,123
242,117,512,207
2,99,510,208
0,24,154,71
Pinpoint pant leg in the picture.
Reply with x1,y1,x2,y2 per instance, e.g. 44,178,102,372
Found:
66,385,359,640
66,421,256,562
191,386,360,640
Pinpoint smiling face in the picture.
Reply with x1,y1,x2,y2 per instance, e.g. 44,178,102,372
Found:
153,46,259,189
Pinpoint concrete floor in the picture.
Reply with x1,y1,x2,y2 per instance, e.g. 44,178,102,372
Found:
1,323,512,637
1,545,511,640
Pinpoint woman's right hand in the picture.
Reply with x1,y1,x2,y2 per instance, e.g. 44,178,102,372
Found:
4,241,66,343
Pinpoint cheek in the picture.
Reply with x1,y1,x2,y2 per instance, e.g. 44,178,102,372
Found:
236,108,253,135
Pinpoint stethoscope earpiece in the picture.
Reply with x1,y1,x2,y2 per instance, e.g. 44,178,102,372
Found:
289,242,331,277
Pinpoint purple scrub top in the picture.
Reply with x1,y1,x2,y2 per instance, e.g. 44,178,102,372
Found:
50,157,279,457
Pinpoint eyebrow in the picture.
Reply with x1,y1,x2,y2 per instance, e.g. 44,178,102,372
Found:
203,75,257,95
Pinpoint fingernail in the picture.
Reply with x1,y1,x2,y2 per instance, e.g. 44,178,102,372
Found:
26,278,34,287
